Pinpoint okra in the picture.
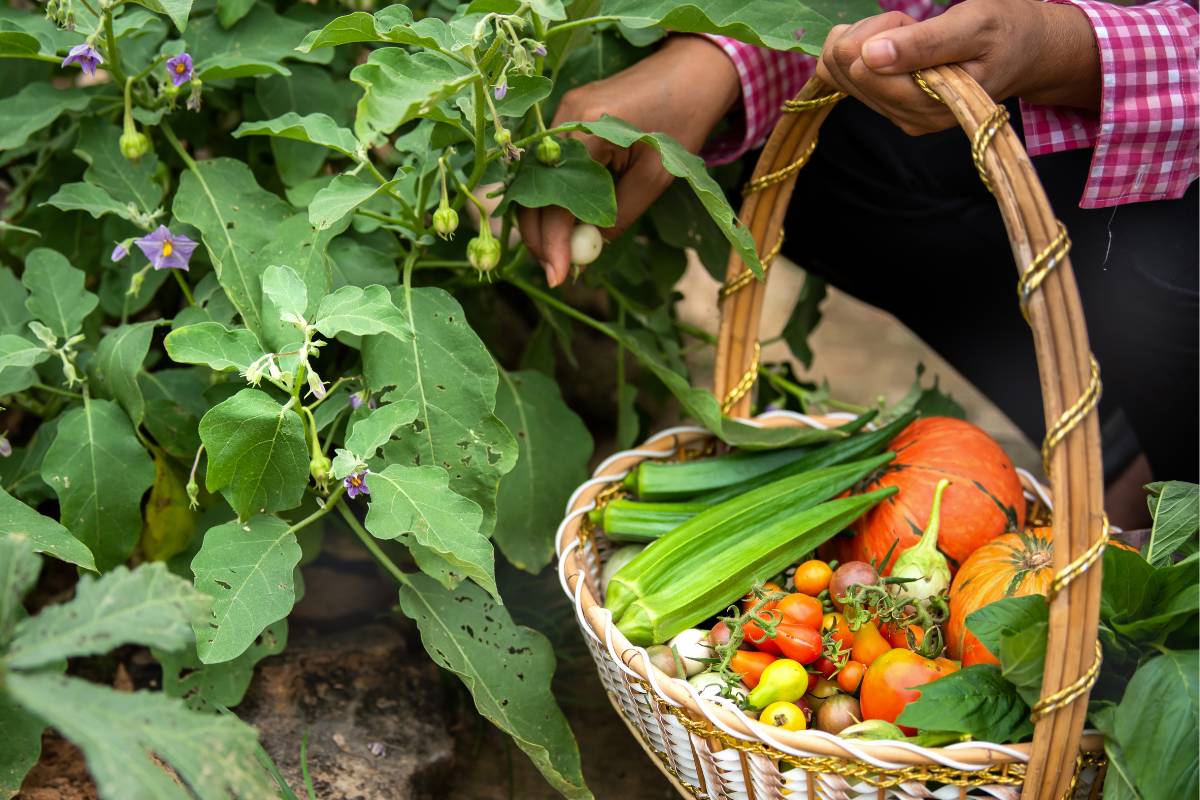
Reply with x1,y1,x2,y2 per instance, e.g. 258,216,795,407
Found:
616,487,898,645
588,499,707,543
604,452,895,621
623,411,875,501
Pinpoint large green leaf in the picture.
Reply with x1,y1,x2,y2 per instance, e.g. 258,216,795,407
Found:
233,111,359,158
126,0,192,31
1144,481,1198,566
40,399,154,571
6,563,209,670
186,4,331,68
0,334,48,397
398,573,591,799
365,464,498,600
190,515,301,664
501,138,616,227
73,119,163,217
42,182,139,223
22,248,98,341
156,619,287,712
256,213,342,350
309,174,398,231
341,400,418,465
164,322,265,373
91,320,158,427
0,267,30,336
1114,651,1198,800
363,287,517,534
493,370,592,573
216,0,255,27
350,48,473,146
895,665,1033,743
253,66,357,187
781,272,827,369
297,5,478,54
0,486,95,571
197,389,309,520
260,264,309,324
579,117,759,277
0,535,39,646
5,673,275,800
171,158,293,338
600,0,875,54
0,690,43,800
313,283,409,340
0,83,89,151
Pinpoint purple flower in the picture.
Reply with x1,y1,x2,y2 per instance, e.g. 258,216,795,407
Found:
111,242,129,262
344,470,370,499
166,52,193,87
134,225,198,271
494,78,507,100
348,392,365,409
62,43,103,77
0,434,11,459
532,44,547,57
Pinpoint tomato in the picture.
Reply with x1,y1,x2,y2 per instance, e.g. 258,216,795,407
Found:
822,613,854,651
850,621,892,666
741,582,784,612
730,650,776,689
793,560,833,596
811,657,839,680
882,622,925,651
777,593,824,630
775,624,822,665
760,701,807,731
743,609,783,655
837,660,865,693
859,648,959,732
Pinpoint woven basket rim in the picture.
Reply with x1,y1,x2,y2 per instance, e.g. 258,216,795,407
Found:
555,410,1105,770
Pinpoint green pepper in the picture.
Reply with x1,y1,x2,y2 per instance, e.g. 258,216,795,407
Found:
747,658,809,709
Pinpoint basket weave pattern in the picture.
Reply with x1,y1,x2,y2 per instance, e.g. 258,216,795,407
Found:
556,67,1108,799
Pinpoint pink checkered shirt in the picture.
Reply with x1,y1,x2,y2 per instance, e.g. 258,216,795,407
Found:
704,0,1199,208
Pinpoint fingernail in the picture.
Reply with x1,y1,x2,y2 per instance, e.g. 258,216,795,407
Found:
863,38,897,68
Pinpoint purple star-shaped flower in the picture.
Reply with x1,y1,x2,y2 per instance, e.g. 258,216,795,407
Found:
134,225,198,271
344,470,370,499
62,43,104,77
166,53,193,87
111,242,129,262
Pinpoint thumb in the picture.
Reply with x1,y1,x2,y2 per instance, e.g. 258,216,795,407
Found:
861,12,981,74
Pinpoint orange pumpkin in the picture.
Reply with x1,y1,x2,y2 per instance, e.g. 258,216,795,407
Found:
946,528,1054,664
843,417,1025,573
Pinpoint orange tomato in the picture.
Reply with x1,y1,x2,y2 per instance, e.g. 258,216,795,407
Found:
743,609,783,655
837,660,865,693
850,621,892,666
822,612,854,651
859,648,958,732
793,560,833,596
731,650,776,689
741,582,784,612
778,593,824,630
775,624,822,665
882,622,925,651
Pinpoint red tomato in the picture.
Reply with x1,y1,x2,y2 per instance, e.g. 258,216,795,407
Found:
778,593,824,630
775,624,822,665
811,656,839,680
793,560,833,596
741,582,784,612
743,610,783,655
730,650,776,689
859,648,959,732
836,660,866,693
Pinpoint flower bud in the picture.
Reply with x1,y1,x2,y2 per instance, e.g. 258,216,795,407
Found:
432,205,459,239
536,137,561,166
310,455,332,486
467,234,501,272
493,127,512,148
120,130,152,161
185,475,200,509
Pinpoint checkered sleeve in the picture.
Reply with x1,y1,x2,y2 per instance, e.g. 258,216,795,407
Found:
1022,0,1199,208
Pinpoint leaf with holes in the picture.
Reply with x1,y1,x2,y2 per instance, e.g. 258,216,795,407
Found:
156,619,288,711
0,486,94,571
314,284,408,341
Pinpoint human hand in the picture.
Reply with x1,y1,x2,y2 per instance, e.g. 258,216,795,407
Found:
519,35,741,287
815,0,1100,136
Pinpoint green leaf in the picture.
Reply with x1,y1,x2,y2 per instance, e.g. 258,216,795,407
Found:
343,400,418,463
0,334,48,397
895,665,1033,743
0,484,91,573
0,535,39,646
1113,651,1198,800
0,28,43,58
73,118,163,217
350,48,472,147
260,264,309,324
42,182,139,223
0,689,43,800
190,515,301,664
92,320,157,427
365,465,499,600
600,0,875,54
1093,706,1144,800
966,594,1048,658
398,573,591,799
363,287,517,534
0,267,30,335
5,673,275,800
313,284,409,340
998,621,1048,708
233,111,359,157
578,116,759,276
172,158,293,337
164,322,266,373
1100,548,1198,644
781,273,827,369
156,618,287,711
501,138,616,227
6,563,209,670
187,4,330,68
0,83,89,151
126,0,192,31
297,5,478,54
309,174,399,231
648,181,731,280
196,55,291,81
22,248,98,341
40,399,154,571
493,370,592,573
216,0,255,28
198,389,309,520
254,67,356,187
1144,481,1198,566
256,214,341,350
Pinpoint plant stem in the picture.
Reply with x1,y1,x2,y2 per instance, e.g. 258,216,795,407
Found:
467,79,489,190
676,321,717,345
102,10,127,85
159,120,198,171
511,122,585,150
172,269,195,305
286,486,345,537
338,503,409,586
33,382,82,399
545,16,620,38
509,276,613,339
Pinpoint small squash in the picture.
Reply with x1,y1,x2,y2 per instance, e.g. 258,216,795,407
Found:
946,527,1054,664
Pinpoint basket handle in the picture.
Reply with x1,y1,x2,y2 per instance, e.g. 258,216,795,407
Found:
714,66,1105,800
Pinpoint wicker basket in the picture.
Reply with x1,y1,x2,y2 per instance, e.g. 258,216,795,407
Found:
555,67,1110,799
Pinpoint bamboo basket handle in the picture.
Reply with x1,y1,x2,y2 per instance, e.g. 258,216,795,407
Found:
714,66,1106,800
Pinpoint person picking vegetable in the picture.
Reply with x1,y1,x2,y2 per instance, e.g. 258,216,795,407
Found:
517,0,1199,512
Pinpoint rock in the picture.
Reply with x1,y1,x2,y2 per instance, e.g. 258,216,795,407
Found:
238,622,456,800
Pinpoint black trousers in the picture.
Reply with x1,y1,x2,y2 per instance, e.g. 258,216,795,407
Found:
782,99,1199,483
